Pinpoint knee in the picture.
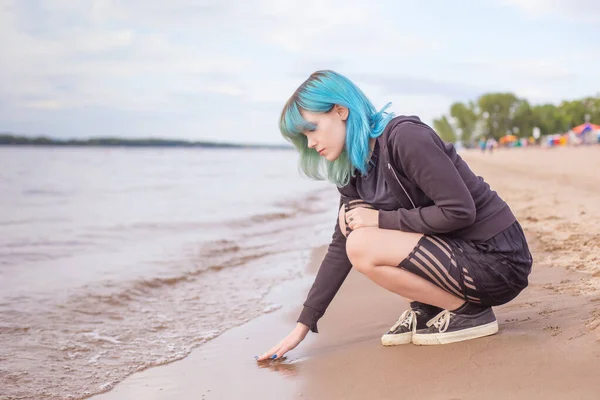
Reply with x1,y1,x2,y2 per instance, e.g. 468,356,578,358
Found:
346,228,375,275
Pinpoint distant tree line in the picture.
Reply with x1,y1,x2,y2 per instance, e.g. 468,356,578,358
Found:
433,93,600,145
0,134,292,150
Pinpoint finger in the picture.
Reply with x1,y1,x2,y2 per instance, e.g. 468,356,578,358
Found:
257,343,281,360
274,337,302,360
257,344,283,361
272,345,292,360
354,219,367,229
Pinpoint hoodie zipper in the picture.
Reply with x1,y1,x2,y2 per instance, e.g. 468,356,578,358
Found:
387,163,416,209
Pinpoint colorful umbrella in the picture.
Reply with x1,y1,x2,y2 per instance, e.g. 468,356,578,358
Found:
572,123,600,134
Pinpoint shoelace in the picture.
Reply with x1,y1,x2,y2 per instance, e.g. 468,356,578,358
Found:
389,310,418,333
426,310,453,333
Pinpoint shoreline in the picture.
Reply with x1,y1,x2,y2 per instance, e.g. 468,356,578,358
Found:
90,252,320,400
0,135,293,150
92,234,600,400
93,146,600,399
0,146,337,400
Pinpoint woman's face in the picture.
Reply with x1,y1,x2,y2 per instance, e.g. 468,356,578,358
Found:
300,105,348,162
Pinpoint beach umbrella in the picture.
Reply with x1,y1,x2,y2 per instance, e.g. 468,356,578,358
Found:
499,134,518,144
572,123,600,134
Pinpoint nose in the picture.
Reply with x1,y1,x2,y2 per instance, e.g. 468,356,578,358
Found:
307,137,317,149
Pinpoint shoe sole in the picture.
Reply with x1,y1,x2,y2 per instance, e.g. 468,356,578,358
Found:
412,321,499,345
381,331,412,346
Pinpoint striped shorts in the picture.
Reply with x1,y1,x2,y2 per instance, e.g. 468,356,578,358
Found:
399,221,533,306
399,235,485,304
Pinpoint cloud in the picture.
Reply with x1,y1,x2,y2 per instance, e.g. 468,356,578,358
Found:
498,0,600,22
457,59,575,81
0,0,598,143
353,73,485,100
2,0,438,142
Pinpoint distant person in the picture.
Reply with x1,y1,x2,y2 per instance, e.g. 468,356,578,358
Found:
486,137,497,154
257,70,533,361
479,137,487,153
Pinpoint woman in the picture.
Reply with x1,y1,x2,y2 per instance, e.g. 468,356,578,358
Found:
257,70,532,361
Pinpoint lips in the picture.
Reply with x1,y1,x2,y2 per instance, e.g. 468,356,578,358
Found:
318,149,325,155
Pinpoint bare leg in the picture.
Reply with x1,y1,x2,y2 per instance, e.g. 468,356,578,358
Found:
338,206,464,311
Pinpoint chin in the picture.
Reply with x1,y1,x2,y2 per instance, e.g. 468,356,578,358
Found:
324,150,342,162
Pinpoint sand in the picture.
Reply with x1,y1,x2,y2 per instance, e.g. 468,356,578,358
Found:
92,146,600,400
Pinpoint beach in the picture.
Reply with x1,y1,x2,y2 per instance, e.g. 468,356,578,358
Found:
87,145,600,400
2,145,600,400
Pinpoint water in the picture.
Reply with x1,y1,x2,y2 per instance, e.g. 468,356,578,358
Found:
0,147,339,400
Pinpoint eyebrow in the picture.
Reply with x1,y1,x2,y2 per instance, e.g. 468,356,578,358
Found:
305,121,317,131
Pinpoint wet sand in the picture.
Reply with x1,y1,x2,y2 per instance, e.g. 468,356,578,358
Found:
93,146,600,400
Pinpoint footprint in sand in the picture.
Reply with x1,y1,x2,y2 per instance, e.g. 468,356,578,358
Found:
543,325,562,336
585,310,600,332
502,301,541,311
504,317,532,324
538,308,561,316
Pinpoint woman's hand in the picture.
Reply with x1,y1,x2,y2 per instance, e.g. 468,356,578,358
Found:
256,323,309,361
345,207,379,230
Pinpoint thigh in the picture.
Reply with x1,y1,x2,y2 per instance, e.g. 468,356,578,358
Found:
398,235,484,304
345,227,423,269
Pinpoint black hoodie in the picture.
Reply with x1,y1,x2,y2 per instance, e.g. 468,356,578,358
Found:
297,116,516,332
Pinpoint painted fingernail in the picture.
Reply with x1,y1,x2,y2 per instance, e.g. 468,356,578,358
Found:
254,356,258,360
270,355,277,359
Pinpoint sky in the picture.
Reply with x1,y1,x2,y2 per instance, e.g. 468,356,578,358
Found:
1,0,599,144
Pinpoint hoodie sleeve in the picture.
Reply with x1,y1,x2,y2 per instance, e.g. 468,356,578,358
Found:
378,122,476,234
296,196,353,333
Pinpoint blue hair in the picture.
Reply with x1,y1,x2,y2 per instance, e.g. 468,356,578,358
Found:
279,70,394,187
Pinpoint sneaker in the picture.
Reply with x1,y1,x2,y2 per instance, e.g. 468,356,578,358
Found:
381,305,439,346
412,308,499,346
